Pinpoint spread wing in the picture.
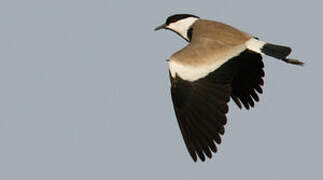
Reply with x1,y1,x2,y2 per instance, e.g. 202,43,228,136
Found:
231,51,264,109
170,59,236,161
169,44,264,161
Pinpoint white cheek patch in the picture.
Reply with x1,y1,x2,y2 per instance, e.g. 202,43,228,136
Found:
245,38,266,54
169,46,246,82
167,17,198,40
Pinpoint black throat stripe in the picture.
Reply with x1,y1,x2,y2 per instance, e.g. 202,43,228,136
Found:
187,28,193,42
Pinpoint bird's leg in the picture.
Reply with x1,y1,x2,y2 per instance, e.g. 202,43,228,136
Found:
282,58,304,66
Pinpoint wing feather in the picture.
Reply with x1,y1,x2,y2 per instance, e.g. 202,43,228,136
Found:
170,50,265,161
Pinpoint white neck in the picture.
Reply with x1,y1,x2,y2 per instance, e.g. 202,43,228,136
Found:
167,17,199,41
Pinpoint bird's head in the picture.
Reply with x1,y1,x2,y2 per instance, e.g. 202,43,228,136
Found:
154,14,200,42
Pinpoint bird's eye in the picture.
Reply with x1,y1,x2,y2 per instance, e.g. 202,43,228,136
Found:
171,19,177,23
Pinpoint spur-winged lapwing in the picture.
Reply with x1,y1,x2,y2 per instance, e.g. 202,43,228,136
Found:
155,14,303,162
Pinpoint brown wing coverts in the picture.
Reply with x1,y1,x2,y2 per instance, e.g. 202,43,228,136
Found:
170,50,265,161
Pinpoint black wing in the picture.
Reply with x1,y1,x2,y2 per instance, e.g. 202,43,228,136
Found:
170,57,238,162
231,50,264,109
170,50,265,161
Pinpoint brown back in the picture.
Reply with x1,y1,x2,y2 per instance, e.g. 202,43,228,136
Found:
170,19,252,66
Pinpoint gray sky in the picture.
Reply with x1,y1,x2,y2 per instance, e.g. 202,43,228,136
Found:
0,0,322,179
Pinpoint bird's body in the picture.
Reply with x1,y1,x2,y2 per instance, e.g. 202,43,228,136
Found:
155,14,303,162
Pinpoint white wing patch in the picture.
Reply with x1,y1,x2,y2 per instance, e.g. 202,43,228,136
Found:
169,45,246,82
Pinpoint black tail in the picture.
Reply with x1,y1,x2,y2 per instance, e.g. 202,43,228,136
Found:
261,43,291,59
261,43,304,66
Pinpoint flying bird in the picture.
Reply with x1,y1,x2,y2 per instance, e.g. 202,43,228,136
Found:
155,14,303,162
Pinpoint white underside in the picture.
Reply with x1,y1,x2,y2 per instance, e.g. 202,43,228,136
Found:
169,46,246,82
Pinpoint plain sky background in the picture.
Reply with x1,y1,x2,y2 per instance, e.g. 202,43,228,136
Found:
0,0,322,179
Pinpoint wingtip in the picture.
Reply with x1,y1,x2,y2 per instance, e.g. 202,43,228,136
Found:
190,152,198,162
